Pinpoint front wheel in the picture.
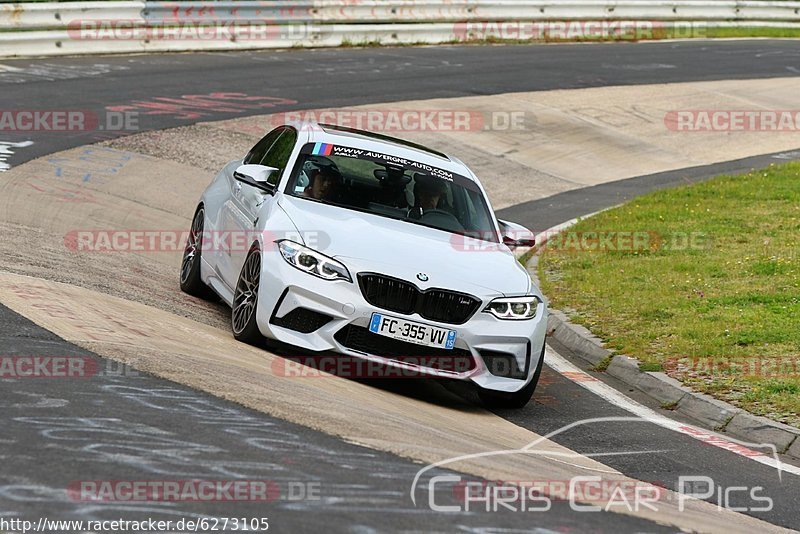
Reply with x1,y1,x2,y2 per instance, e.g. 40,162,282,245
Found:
180,206,214,299
477,344,545,409
232,246,264,345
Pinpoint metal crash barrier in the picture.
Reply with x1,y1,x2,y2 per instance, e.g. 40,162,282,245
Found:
1,0,799,57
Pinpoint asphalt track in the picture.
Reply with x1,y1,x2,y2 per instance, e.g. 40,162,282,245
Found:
3,40,800,167
1,305,675,532
2,41,800,532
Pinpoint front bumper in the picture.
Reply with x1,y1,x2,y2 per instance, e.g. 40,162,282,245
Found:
255,249,548,393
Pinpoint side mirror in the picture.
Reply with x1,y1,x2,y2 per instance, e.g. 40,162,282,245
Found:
498,219,536,249
233,164,279,194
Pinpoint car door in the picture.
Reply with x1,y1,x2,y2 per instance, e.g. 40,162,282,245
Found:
227,126,298,286
214,127,284,291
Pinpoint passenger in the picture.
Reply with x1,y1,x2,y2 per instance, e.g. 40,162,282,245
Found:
303,167,340,201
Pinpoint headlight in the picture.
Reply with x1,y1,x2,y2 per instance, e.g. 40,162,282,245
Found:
277,240,351,282
484,296,540,320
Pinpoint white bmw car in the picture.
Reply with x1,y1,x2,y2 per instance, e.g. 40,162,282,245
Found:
180,122,547,408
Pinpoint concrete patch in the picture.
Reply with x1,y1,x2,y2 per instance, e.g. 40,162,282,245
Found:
0,145,229,331
606,357,689,407
104,123,260,174
790,436,800,460
639,372,689,406
676,392,741,430
725,413,800,454
547,308,611,367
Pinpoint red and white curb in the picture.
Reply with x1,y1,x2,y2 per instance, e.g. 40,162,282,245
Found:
546,346,800,478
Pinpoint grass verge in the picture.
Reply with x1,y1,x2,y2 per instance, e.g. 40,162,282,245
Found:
705,26,800,39
325,27,800,50
538,162,800,427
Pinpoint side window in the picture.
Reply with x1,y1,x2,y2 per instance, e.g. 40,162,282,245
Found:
243,127,283,164
260,128,297,184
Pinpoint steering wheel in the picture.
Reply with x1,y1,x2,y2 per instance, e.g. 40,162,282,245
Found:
419,209,464,232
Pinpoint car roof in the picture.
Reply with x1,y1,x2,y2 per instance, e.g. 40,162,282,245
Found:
286,121,475,180
318,123,449,159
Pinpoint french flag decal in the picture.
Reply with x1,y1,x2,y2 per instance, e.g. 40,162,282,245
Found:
312,143,333,156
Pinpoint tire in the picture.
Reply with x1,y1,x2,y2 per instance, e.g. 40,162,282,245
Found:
477,344,545,409
232,246,264,345
180,206,215,299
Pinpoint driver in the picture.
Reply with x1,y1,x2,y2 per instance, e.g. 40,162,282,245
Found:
410,174,447,217
303,167,340,201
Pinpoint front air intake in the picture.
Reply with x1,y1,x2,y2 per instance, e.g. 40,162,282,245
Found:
358,273,481,325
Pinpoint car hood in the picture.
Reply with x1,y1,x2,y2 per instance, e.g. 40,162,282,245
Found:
278,195,532,297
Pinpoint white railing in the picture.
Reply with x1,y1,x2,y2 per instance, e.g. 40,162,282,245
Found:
1,2,146,30
1,0,799,57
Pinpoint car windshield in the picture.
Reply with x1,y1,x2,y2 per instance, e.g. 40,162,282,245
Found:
286,143,499,243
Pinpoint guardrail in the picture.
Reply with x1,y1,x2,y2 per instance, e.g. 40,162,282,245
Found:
0,1,145,30
142,0,800,23
1,1,799,57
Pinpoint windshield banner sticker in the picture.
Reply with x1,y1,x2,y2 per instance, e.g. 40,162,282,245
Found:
301,142,471,186
311,143,334,156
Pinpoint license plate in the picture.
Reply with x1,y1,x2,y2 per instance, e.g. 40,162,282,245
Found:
369,313,456,350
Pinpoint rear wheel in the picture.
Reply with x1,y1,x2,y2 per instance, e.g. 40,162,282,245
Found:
180,206,214,299
232,246,264,345
478,344,545,409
